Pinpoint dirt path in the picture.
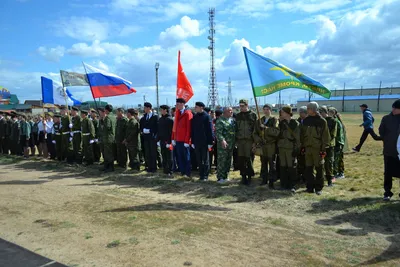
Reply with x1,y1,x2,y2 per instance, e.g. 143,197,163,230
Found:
0,159,399,267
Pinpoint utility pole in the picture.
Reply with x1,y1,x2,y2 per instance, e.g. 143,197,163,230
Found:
342,82,346,112
377,81,382,112
155,62,160,113
226,77,233,106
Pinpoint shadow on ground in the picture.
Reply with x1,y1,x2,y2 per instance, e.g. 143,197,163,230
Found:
103,202,231,212
310,198,400,265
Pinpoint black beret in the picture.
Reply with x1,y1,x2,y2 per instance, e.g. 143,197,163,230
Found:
176,98,186,104
105,104,113,112
144,102,152,108
72,106,79,111
195,102,205,108
392,99,400,109
360,104,368,108
160,105,170,110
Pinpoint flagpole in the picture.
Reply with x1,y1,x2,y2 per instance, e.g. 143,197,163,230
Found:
82,62,99,111
59,70,71,122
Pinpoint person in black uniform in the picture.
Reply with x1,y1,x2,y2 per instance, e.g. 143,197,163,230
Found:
139,102,159,173
158,105,174,175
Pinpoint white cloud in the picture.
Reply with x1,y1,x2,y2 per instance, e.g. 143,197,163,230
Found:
225,0,274,18
119,25,142,37
222,38,250,67
110,0,141,10
67,41,107,57
276,0,350,13
159,16,202,47
54,17,110,41
37,46,65,62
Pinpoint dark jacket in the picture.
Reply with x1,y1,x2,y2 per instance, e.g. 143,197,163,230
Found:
140,112,158,139
158,114,173,144
362,108,375,129
379,112,400,157
191,111,213,146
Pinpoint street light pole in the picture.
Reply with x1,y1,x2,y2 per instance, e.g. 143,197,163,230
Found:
155,62,160,114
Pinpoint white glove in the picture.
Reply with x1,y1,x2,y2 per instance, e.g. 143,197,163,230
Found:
69,137,72,142
90,140,94,144
191,144,195,149
69,123,73,129
184,143,190,148
172,140,176,146
166,144,170,149
143,128,150,134
208,145,213,150
94,139,98,143
70,132,74,137
157,141,160,146
52,140,56,144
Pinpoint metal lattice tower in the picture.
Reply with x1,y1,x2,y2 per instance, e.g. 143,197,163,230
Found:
227,77,233,106
207,8,218,109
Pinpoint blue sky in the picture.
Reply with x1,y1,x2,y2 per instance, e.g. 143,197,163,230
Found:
0,0,399,107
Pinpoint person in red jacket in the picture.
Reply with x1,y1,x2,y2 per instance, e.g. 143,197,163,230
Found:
172,98,193,177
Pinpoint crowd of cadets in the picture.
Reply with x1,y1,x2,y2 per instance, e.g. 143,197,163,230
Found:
0,98,348,195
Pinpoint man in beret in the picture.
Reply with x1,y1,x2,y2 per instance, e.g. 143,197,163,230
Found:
124,108,140,171
236,99,257,185
301,102,330,195
157,105,174,175
379,99,400,201
320,106,337,187
60,106,72,162
90,109,101,163
101,104,116,172
140,102,159,173
172,98,193,177
191,102,213,181
353,103,382,152
116,108,128,168
254,104,280,187
70,106,83,164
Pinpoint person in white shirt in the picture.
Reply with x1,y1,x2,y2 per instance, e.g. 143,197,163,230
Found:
37,115,46,157
44,113,55,159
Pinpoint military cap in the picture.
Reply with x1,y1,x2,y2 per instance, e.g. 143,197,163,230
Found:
281,105,293,116
71,106,79,111
81,110,89,115
359,104,368,108
176,98,186,104
195,102,205,108
328,107,336,113
47,112,54,117
298,106,307,113
263,104,273,110
239,99,248,105
105,104,113,112
98,107,105,112
90,108,98,115
60,105,67,110
307,102,319,111
54,113,62,118
117,107,124,112
144,102,152,108
392,99,400,109
160,105,170,110
319,106,328,114
127,108,138,115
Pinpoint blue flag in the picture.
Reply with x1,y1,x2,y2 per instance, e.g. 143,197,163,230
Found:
41,77,81,106
243,47,331,99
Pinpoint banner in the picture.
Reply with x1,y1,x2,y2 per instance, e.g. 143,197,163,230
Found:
60,70,89,87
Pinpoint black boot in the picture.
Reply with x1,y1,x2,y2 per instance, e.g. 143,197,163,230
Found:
241,175,248,185
101,163,109,172
268,180,275,189
247,176,252,186
260,176,268,186
280,167,288,190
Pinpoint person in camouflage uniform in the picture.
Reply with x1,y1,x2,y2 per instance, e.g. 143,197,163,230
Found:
297,106,307,183
330,108,345,179
101,104,116,172
98,108,105,163
80,110,95,165
254,104,280,188
19,114,31,159
90,109,101,163
216,107,235,183
124,108,140,171
300,102,330,195
52,114,62,161
116,108,128,168
235,99,257,185
70,107,83,164
60,107,72,162
277,106,300,192
320,106,337,187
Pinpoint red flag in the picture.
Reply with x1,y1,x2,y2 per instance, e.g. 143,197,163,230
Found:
176,51,194,102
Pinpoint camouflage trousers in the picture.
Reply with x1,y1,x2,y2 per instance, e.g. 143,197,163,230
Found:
334,145,344,175
217,145,233,180
324,147,335,184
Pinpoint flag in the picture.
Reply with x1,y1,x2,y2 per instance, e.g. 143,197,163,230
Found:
83,63,136,98
60,70,89,87
176,51,194,102
41,77,81,106
243,47,331,99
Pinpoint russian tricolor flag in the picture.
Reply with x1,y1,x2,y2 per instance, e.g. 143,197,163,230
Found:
84,63,136,98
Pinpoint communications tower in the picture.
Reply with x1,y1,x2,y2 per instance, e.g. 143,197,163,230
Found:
207,8,218,109
227,77,233,106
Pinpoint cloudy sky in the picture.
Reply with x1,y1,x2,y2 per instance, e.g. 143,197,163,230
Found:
0,0,399,107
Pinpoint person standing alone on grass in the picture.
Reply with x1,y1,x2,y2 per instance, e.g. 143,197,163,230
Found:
216,107,235,183
172,98,193,177
191,102,213,181
378,99,400,201
353,104,381,152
